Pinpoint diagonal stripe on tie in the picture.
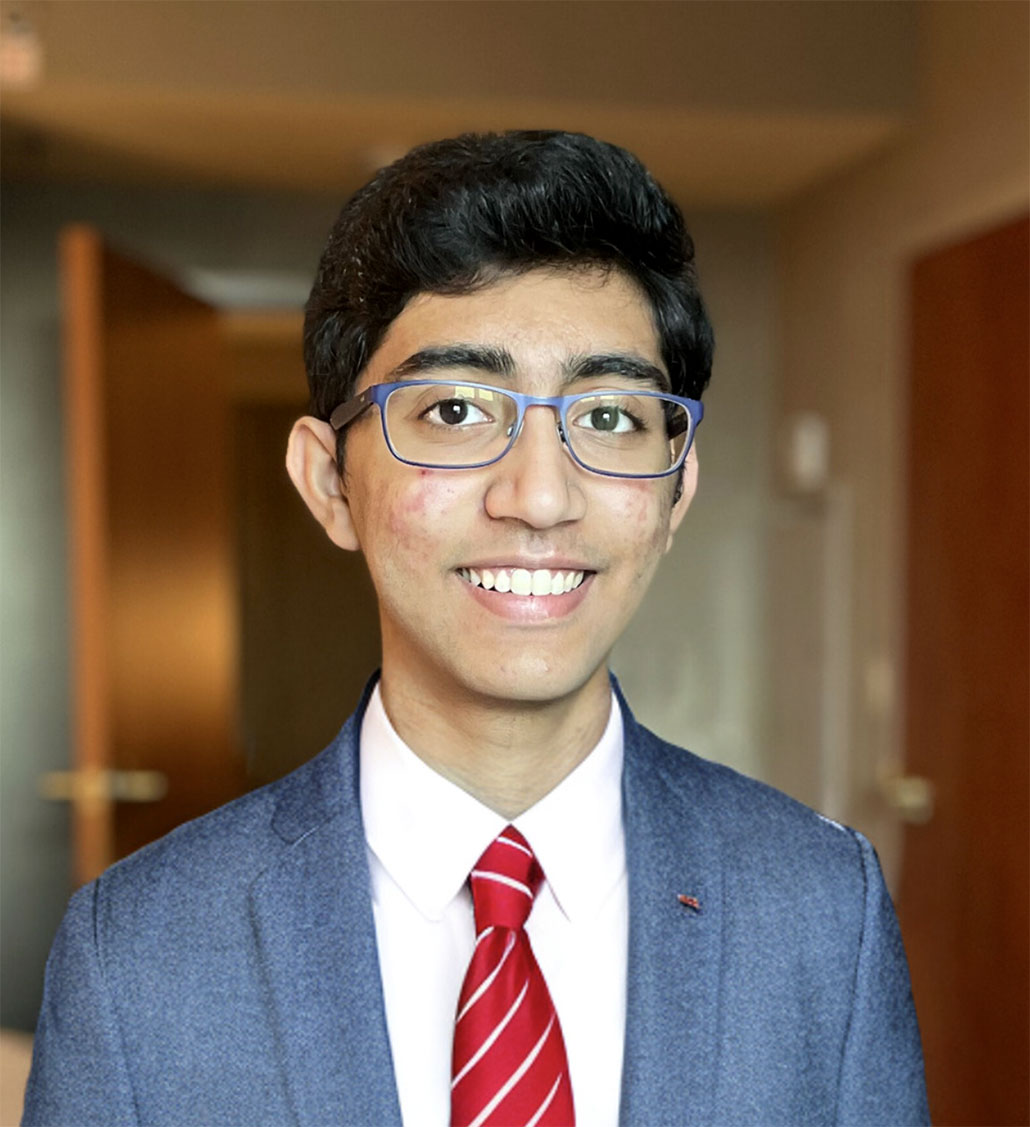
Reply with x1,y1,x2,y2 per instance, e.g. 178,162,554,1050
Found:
451,827,575,1127
456,931,517,1023
471,870,535,899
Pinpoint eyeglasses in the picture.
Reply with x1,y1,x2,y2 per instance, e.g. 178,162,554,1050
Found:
329,380,703,478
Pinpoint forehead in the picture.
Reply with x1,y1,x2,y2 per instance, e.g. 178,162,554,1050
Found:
363,268,662,386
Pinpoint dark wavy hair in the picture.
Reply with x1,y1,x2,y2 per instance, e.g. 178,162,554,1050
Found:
304,130,714,430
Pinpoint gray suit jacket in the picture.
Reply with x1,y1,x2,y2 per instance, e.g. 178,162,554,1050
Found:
24,680,928,1125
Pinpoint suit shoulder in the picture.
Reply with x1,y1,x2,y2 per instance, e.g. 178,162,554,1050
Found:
95,732,350,912
631,726,869,881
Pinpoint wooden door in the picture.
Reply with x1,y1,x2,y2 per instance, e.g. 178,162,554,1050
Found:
58,226,246,887
898,215,1029,1125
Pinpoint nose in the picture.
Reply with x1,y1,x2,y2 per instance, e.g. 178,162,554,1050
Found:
483,405,587,528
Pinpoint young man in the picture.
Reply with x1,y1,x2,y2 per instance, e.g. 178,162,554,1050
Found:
24,132,928,1126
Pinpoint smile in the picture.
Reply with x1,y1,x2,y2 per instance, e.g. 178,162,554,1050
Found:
456,567,587,596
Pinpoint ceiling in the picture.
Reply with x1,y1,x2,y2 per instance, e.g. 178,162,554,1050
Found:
1,0,917,207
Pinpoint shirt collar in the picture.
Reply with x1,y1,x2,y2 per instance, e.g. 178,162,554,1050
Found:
359,683,625,923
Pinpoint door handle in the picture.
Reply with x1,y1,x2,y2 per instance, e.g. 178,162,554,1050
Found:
878,770,935,825
39,768,168,804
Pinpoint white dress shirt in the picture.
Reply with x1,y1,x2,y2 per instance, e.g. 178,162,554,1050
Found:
360,684,628,1127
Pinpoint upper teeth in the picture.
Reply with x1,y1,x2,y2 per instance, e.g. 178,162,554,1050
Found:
458,567,586,596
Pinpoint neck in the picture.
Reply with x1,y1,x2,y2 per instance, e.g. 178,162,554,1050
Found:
377,662,613,819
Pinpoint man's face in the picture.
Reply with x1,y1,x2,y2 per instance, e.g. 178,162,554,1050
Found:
315,268,695,708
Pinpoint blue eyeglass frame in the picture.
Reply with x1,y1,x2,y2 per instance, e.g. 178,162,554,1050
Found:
328,379,704,479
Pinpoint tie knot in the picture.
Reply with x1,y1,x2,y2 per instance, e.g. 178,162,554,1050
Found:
468,826,541,933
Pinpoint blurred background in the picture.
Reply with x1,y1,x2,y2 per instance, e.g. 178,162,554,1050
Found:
1,1,1026,1123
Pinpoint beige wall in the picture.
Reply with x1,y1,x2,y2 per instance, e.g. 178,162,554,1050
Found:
773,0,1029,878
614,212,775,781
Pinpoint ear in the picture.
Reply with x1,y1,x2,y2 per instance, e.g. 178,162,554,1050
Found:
285,417,361,552
665,445,698,552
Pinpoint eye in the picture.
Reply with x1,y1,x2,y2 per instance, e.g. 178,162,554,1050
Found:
422,397,492,427
573,403,638,434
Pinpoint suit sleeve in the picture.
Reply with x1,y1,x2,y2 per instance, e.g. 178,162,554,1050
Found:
22,882,138,1127
835,831,930,1126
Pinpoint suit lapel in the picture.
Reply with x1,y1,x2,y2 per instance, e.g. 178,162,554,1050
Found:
249,704,403,1127
617,693,724,1126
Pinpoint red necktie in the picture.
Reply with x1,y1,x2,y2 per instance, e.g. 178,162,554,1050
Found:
451,827,575,1127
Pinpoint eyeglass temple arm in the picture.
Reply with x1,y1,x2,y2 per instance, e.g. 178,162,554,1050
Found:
329,390,374,432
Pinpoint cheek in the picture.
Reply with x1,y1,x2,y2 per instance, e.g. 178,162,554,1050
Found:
608,480,672,546
391,486,428,527
596,481,675,591
382,474,466,549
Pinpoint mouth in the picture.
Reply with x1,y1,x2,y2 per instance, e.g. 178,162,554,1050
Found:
456,566,589,597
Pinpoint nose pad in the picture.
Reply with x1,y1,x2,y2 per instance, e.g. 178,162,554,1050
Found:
527,406,574,466
506,405,569,460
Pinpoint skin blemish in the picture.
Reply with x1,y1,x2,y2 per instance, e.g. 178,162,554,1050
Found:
391,476,465,537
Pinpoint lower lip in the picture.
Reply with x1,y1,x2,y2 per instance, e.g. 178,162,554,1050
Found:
457,573,594,622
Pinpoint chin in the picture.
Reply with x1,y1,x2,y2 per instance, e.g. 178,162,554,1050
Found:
455,652,609,708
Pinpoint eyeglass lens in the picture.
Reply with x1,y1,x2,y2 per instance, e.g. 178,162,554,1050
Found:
383,383,691,475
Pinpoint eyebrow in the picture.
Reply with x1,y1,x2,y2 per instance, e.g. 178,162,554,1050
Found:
566,353,670,392
387,345,516,381
386,343,671,393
